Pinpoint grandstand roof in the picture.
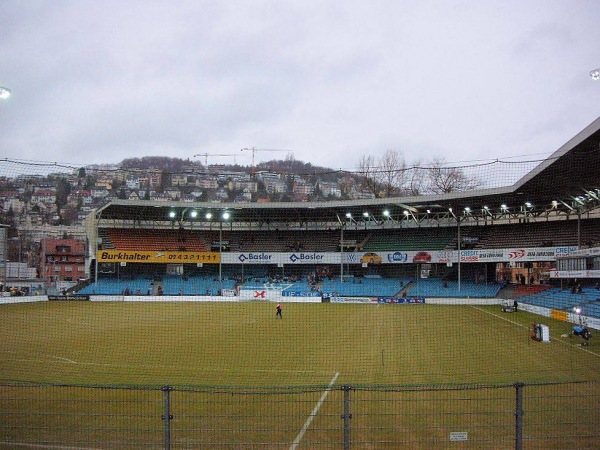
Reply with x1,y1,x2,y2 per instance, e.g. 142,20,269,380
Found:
95,116,600,226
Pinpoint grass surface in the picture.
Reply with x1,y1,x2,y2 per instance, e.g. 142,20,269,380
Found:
0,301,598,448
1,301,598,386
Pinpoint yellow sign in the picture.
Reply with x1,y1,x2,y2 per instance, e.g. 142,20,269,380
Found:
550,309,568,322
97,250,221,264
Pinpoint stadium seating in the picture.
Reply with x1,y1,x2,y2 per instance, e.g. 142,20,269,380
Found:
362,227,456,251
449,218,600,249
77,274,236,296
106,228,209,252
517,287,600,318
406,278,504,298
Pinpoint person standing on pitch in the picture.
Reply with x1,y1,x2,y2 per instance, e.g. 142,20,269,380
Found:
276,303,283,319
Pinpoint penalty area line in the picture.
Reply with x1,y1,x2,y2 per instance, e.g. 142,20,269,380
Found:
290,371,339,450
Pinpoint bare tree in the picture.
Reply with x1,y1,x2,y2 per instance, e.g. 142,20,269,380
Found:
404,159,426,196
379,149,405,197
424,157,483,194
357,154,381,197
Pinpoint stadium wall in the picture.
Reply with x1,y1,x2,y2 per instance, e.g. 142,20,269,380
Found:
2,295,597,331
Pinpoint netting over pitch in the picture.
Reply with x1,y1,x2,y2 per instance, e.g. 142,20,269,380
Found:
1,142,600,448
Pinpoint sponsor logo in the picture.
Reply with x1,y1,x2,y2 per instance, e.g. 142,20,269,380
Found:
239,253,272,262
555,246,577,254
254,291,266,299
101,251,151,261
387,252,408,263
508,249,526,259
289,253,324,262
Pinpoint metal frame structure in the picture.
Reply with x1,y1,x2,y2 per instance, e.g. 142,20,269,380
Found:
92,116,600,233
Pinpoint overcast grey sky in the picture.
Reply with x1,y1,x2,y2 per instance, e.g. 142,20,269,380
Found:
1,1,599,171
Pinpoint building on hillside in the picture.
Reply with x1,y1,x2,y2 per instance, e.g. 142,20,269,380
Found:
39,238,86,286
318,181,342,198
195,176,218,190
229,180,258,193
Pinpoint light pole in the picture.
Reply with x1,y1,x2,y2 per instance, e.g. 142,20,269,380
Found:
219,211,230,283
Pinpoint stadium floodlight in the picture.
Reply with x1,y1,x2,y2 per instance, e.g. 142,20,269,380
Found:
525,202,533,208
501,204,508,211
168,210,176,219
222,211,230,220
574,307,582,314
382,210,390,218
403,210,409,216
591,68,600,80
464,207,471,213
345,212,352,219
189,210,198,219
426,209,431,214
205,212,213,220
363,212,369,218
552,200,558,207
0,87,10,100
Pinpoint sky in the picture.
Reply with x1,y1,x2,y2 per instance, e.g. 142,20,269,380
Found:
1,1,599,172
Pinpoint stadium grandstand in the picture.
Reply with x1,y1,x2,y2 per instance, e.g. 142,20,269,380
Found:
73,116,600,323
1,116,600,448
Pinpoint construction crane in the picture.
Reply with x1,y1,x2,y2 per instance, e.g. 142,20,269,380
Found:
240,147,291,176
193,153,240,167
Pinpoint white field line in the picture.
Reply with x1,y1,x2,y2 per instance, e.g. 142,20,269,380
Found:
470,305,600,357
290,372,339,450
0,441,102,449
49,356,77,364
0,352,327,374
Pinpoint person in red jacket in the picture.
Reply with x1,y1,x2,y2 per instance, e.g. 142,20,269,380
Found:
276,303,283,319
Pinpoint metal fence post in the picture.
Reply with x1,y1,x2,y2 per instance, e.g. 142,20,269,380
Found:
162,386,173,450
343,385,352,450
514,382,524,450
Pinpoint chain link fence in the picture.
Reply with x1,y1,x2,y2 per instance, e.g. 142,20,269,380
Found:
1,380,598,449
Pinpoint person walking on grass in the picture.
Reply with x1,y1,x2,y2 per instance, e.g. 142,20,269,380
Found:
276,303,283,319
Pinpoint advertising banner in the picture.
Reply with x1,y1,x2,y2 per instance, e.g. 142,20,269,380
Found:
224,252,338,265
98,246,577,266
460,246,577,263
548,269,600,278
374,297,426,304
345,250,457,265
97,250,221,264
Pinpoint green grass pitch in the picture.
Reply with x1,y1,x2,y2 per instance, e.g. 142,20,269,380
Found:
0,301,599,448
1,301,598,386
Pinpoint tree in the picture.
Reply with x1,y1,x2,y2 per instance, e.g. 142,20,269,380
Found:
55,178,71,224
405,159,426,196
378,149,405,197
424,157,483,194
357,155,381,197
357,150,407,197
